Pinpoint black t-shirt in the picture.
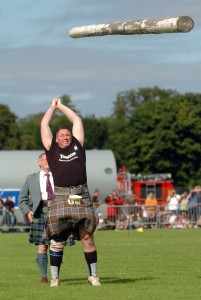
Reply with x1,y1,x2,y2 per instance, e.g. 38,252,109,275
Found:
45,136,87,187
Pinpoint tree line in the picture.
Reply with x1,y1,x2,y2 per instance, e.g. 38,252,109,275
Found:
1,87,201,187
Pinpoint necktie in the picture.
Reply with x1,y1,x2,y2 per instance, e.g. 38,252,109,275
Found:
46,173,53,200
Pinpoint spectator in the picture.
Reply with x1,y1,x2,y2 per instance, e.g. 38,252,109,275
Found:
167,189,180,215
19,152,54,283
0,199,5,212
159,210,172,228
92,189,101,208
105,193,118,228
125,193,139,216
105,190,124,228
179,192,189,214
92,189,105,230
128,212,143,229
188,186,201,223
115,213,129,231
96,213,106,230
144,192,158,229
174,211,191,229
4,195,16,227
168,211,178,228
0,199,6,226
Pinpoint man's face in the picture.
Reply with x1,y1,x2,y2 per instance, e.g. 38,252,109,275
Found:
38,154,49,172
56,129,72,148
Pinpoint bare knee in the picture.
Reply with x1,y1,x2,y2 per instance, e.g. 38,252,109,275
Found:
80,230,96,251
38,245,48,254
82,233,94,244
82,236,95,251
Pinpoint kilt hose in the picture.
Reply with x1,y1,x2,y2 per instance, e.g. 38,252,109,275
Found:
29,205,49,245
43,187,99,241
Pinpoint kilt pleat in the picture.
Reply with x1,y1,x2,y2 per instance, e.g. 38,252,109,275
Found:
29,206,49,245
43,196,99,240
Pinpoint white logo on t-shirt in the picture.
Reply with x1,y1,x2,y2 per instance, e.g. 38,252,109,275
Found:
59,152,78,162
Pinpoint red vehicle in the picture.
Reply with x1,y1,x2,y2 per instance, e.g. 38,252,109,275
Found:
117,167,174,205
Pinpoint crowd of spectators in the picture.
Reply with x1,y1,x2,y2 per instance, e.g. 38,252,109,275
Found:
92,186,201,230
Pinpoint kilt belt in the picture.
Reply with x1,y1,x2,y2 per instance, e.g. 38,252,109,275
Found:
40,198,83,207
40,184,89,207
54,184,88,196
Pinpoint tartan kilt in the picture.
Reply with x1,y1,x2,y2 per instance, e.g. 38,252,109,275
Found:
29,206,49,245
43,195,99,241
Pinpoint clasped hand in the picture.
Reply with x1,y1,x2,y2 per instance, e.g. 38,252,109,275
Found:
51,98,62,109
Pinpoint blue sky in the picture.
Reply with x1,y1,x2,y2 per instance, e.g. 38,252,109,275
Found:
0,0,200,118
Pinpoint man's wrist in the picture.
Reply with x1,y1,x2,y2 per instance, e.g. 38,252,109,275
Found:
56,102,63,110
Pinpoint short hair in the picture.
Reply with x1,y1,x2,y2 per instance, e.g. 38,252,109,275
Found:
56,128,71,138
38,152,45,160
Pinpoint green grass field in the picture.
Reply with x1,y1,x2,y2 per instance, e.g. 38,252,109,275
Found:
1,229,201,300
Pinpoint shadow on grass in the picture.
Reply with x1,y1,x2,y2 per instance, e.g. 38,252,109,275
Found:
61,276,156,285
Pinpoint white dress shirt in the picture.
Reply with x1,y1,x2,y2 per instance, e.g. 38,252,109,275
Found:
39,171,54,200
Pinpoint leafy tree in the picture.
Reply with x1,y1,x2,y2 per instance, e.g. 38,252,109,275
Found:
0,104,20,149
18,113,44,149
83,115,109,149
104,92,131,165
108,87,201,187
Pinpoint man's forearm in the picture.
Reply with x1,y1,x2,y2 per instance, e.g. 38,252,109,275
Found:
41,105,55,126
41,104,55,149
58,102,81,124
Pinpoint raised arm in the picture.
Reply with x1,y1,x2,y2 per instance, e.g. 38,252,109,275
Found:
56,99,84,146
41,99,58,150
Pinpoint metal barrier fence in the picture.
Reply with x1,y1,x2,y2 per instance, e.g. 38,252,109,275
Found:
1,204,201,232
0,208,29,232
96,204,201,230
